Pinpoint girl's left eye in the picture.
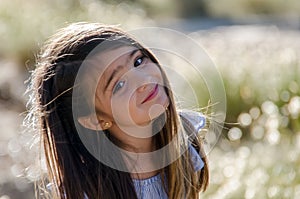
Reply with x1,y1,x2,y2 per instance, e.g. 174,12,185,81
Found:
134,56,145,67
112,80,125,94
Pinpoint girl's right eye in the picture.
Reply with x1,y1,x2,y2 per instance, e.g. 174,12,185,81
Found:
112,80,125,94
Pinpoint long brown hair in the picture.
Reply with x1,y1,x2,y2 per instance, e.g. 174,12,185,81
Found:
26,22,209,199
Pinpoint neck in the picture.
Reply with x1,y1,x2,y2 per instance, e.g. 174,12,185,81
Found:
109,122,162,176
109,122,155,153
123,136,154,153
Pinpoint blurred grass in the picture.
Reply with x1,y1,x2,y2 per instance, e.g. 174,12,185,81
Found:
0,0,300,198
190,26,300,198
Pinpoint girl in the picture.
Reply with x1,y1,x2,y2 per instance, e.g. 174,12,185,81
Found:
26,22,209,199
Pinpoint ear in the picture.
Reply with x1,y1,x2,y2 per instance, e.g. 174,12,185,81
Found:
77,114,112,131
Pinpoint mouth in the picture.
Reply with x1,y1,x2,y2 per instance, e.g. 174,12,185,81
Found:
142,84,159,104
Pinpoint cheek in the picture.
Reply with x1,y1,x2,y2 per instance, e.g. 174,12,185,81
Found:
110,94,151,126
129,101,150,122
126,95,152,124
129,92,169,124
110,94,139,125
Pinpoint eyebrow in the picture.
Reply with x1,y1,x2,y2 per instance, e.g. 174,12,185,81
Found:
104,49,140,91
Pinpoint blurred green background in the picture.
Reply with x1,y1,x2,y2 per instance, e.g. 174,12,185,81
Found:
0,0,300,198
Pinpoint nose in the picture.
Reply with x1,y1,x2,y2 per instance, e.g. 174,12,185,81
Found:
127,68,153,93
137,83,148,92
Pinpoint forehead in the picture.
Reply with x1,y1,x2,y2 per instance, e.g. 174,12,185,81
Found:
84,45,137,90
82,45,137,78
90,45,138,71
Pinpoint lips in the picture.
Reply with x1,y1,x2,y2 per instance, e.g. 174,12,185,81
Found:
142,84,159,104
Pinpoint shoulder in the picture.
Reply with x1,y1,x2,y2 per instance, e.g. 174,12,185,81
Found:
178,110,206,172
179,110,206,136
188,143,205,172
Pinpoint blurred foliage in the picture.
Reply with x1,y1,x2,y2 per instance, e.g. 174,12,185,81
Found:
99,0,300,19
189,26,300,199
206,0,300,18
0,0,153,66
1,0,300,65
191,26,300,139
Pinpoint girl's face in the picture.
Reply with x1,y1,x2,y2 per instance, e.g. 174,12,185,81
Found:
94,46,169,128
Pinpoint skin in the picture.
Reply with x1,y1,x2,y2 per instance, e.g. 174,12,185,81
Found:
78,46,170,153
